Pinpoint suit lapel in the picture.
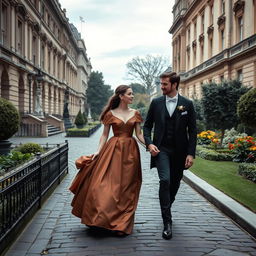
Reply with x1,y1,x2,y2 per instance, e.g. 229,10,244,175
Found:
158,96,166,125
175,95,184,131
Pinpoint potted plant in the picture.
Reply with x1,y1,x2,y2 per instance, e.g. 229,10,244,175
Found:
74,110,85,129
0,98,20,155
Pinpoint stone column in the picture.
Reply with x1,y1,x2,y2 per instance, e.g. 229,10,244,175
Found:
10,2,16,51
180,29,186,72
24,19,28,59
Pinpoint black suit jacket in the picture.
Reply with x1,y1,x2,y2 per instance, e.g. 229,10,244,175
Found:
143,94,197,169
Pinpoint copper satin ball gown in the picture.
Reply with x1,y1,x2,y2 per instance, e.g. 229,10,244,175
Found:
70,110,142,234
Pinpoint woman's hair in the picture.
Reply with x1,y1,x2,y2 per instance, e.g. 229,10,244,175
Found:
100,85,131,121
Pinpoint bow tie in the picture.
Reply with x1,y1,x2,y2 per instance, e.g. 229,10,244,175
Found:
167,97,177,103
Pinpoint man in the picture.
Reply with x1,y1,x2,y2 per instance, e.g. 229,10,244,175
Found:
143,71,197,239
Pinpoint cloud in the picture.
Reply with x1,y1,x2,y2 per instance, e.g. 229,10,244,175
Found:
59,0,174,87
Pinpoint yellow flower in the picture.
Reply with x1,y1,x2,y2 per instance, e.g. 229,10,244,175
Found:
249,146,256,151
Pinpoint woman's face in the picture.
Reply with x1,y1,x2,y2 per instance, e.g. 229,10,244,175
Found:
120,88,134,104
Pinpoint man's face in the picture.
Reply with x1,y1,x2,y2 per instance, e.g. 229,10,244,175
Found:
160,77,176,95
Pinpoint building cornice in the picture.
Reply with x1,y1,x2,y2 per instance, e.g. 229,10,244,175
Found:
169,0,205,34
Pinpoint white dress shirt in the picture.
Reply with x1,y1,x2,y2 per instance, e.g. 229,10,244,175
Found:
165,94,178,117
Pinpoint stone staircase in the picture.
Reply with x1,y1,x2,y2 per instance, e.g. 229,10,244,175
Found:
47,124,62,136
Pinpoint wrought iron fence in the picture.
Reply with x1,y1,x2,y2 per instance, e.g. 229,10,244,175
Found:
0,141,68,254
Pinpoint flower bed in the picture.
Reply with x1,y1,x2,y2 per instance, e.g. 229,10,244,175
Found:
196,130,256,182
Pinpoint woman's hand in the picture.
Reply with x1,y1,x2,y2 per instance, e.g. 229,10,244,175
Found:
148,144,160,156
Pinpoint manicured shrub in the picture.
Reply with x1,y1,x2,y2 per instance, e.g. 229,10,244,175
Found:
74,110,86,127
238,163,256,183
66,123,101,137
196,145,233,161
0,98,20,140
15,143,43,154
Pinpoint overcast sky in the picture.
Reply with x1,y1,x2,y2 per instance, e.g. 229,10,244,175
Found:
58,0,175,89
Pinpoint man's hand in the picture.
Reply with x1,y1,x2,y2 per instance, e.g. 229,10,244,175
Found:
185,155,194,169
148,144,160,157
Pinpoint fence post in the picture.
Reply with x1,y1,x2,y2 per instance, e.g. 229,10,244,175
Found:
65,140,69,174
57,144,61,184
36,152,42,208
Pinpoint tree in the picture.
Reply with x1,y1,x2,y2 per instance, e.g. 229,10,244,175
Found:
87,71,113,118
126,55,168,94
192,98,205,133
201,80,249,143
130,83,146,94
75,110,86,128
237,88,256,128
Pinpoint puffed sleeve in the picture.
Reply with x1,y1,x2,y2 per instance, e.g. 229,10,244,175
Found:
135,110,143,123
102,111,113,125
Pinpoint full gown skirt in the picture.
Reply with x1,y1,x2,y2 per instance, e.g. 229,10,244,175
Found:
70,110,142,234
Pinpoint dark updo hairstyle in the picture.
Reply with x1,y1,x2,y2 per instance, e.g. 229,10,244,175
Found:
100,85,131,121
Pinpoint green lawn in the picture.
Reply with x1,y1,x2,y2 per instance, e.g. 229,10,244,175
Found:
190,157,256,212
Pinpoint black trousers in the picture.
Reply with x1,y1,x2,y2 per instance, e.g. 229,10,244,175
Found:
155,150,183,224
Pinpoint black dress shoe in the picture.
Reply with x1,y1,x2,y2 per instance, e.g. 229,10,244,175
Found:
162,222,172,240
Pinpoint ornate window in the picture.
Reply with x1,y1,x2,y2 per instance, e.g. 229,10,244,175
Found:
32,35,37,64
237,69,243,81
41,44,45,69
221,0,225,14
194,21,197,40
1,2,8,46
201,13,205,33
209,37,213,58
238,16,243,41
210,4,214,25
17,19,23,54
220,29,225,50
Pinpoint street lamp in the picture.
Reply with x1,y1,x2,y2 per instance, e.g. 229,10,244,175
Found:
35,70,44,84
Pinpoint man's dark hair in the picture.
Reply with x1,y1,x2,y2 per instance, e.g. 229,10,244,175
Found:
160,71,180,90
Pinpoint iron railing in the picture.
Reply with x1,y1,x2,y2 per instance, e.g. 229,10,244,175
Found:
0,141,68,253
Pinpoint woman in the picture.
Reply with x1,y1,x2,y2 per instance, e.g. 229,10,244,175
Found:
70,85,145,236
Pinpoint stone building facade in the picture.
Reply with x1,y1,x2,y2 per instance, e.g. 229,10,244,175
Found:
0,0,92,135
169,0,256,99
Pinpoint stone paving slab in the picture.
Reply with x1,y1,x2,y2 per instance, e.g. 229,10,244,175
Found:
5,128,256,256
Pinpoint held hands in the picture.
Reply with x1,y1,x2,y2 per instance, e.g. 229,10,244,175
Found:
148,144,160,157
185,155,194,169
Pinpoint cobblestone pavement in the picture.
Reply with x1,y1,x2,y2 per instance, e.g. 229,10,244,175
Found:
6,128,256,256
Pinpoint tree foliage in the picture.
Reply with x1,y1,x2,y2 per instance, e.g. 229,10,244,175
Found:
87,71,113,118
237,88,256,128
201,80,249,141
130,83,146,94
75,110,86,126
126,55,167,94
0,97,20,140
193,98,205,133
